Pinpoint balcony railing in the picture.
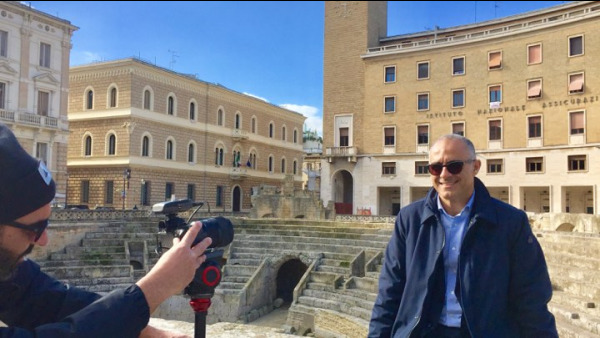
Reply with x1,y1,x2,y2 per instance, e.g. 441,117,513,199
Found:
0,109,60,129
231,128,249,140
230,167,248,180
325,146,358,163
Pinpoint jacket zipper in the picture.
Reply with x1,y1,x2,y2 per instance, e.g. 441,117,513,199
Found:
408,216,445,337
458,217,476,337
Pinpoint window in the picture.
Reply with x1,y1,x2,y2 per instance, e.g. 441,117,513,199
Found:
527,79,542,99
167,96,174,115
165,183,174,200
417,61,429,79
293,129,298,143
143,90,151,110
417,125,429,145
188,143,195,163
81,180,90,203
526,157,543,173
528,44,542,64
141,181,150,206
215,146,224,165
187,184,195,201
105,181,114,204
569,73,584,94
86,90,93,110
109,87,117,108
452,56,465,75
166,140,174,160
384,127,395,146
488,51,502,69
489,120,502,141
489,85,502,103
142,136,150,157
282,126,286,141
339,127,349,146
189,102,195,120
568,155,586,171
269,123,274,138
384,96,395,113
570,111,584,135
281,158,286,173
452,89,464,108
452,122,464,136
36,143,48,164
39,42,51,68
417,93,429,111
0,30,7,58
487,159,503,174
216,186,223,207
268,156,273,172
0,82,6,109
38,91,49,116
415,161,429,175
382,162,396,175
293,160,297,175
217,109,224,126
569,35,583,57
235,113,241,129
108,134,116,155
251,117,257,133
385,66,396,83
84,135,92,156
528,116,542,138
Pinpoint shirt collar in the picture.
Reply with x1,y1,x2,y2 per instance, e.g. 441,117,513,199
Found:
437,190,476,218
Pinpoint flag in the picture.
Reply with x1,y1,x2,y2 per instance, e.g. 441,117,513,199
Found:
235,152,241,167
246,156,252,167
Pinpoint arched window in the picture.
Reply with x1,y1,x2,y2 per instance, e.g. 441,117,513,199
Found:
293,130,298,143
293,160,297,175
189,102,195,120
109,87,117,108
108,134,116,155
166,140,174,160
188,143,195,163
282,126,286,141
217,109,224,126
167,96,174,115
215,146,225,166
235,113,241,129
84,135,92,156
142,136,150,157
281,158,286,173
143,90,151,110
251,117,257,133
269,123,274,138
86,90,94,110
268,156,273,172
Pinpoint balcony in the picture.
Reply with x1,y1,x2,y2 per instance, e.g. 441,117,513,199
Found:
0,109,61,130
231,128,249,141
325,146,358,163
230,167,248,180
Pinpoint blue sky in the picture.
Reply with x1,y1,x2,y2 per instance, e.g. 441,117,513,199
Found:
29,1,567,137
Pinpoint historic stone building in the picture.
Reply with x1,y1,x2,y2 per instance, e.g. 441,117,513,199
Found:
322,1,600,215
67,58,305,211
0,1,77,206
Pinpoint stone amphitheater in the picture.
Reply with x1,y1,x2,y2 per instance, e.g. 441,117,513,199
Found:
28,209,600,337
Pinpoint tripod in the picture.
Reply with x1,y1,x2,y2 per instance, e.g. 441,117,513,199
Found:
185,250,225,338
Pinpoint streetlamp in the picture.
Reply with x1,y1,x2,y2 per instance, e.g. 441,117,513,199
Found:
140,178,146,207
122,169,131,210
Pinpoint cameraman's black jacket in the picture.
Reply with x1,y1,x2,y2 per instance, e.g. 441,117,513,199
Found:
0,260,150,337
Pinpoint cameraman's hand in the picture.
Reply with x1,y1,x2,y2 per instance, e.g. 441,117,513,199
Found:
136,222,212,313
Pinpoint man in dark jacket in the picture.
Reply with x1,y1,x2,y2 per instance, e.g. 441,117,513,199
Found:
0,123,213,337
369,134,557,337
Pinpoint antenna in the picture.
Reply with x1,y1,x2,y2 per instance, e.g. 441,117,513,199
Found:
168,49,179,69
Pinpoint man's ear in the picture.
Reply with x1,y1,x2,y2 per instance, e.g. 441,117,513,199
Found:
473,159,481,174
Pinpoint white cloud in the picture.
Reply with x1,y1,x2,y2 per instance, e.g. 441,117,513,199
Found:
71,51,103,66
243,92,269,102
280,104,322,137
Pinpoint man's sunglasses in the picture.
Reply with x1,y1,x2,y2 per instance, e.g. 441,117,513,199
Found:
4,219,49,242
428,160,474,176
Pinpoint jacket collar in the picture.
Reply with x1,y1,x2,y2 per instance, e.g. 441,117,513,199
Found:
422,177,498,226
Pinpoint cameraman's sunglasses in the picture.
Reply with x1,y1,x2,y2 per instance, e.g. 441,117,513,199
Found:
4,219,49,242
428,159,475,176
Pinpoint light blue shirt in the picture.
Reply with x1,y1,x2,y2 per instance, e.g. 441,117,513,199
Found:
437,191,475,328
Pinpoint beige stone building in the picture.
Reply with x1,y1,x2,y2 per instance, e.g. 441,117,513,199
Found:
323,1,600,215
67,58,305,211
0,1,77,206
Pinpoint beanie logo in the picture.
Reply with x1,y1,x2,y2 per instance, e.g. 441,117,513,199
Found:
38,161,52,185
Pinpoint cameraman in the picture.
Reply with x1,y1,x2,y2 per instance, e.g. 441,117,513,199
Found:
0,123,212,337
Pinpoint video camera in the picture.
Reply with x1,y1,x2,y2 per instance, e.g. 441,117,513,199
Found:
152,198,234,299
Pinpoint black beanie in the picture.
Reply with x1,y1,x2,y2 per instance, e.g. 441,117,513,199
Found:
0,123,56,224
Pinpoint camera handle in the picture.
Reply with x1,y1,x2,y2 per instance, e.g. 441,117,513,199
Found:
185,250,225,338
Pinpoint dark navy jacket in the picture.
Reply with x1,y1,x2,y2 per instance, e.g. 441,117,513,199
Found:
0,260,150,337
369,178,557,337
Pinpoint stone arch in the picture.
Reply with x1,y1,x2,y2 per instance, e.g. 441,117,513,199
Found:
275,258,308,303
556,222,575,232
